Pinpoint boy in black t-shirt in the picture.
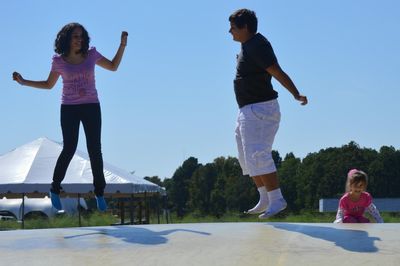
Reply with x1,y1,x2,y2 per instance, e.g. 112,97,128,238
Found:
229,9,308,218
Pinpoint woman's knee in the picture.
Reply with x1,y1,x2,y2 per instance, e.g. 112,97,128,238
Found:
60,145,77,158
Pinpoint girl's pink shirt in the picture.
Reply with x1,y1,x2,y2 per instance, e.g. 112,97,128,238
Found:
339,191,372,217
51,47,104,105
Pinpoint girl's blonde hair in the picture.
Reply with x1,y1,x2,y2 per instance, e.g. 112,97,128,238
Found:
345,169,368,192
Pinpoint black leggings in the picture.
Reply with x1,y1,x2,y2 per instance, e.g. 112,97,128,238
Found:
51,103,106,196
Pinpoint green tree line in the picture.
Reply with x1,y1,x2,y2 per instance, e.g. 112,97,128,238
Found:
145,142,400,217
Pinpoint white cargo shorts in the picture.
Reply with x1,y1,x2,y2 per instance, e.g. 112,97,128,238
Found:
235,99,281,177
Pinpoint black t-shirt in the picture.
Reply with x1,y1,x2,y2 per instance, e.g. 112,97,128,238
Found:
234,33,278,108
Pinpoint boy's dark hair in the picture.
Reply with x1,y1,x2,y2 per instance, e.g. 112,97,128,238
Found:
229,8,258,33
54,23,90,56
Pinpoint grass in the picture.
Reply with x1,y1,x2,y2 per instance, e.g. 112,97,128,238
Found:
1,211,399,231
169,211,335,223
168,211,400,224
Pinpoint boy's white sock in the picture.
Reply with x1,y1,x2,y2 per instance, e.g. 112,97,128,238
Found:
259,188,287,219
246,186,269,214
267,188,284,201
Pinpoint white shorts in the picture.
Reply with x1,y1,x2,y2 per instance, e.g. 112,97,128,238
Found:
235,99,281,177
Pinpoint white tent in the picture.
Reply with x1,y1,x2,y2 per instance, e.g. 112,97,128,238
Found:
0,137,164,196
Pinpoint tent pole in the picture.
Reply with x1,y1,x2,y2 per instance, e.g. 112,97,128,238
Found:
156,192,160,224
145,191,150,224
163,195,169,224
120,199,125,225
130,194,134,225
78,193,81,227
21,193,25,229
138,200,142,224
166,195,171,224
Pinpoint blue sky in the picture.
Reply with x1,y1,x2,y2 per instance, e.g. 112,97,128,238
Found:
1,0,399,179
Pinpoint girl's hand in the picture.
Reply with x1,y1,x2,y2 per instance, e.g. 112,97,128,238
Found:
121,31,128,46
13,72,25,85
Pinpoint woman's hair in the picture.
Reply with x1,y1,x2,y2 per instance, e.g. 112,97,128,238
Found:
229,8,258,34
345,169,368,192
54,23,90,56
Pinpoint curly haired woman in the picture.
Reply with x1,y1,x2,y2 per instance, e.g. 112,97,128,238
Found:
13,23,128,212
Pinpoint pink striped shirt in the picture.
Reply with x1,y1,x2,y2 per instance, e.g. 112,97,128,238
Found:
339,192,372,217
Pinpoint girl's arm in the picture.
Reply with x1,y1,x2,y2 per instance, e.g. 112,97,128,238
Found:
13,71,60,89
334,207,344,223
96,31,128,71
366,203,384,223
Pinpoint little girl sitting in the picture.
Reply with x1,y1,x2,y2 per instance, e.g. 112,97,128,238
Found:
334,169,383,223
